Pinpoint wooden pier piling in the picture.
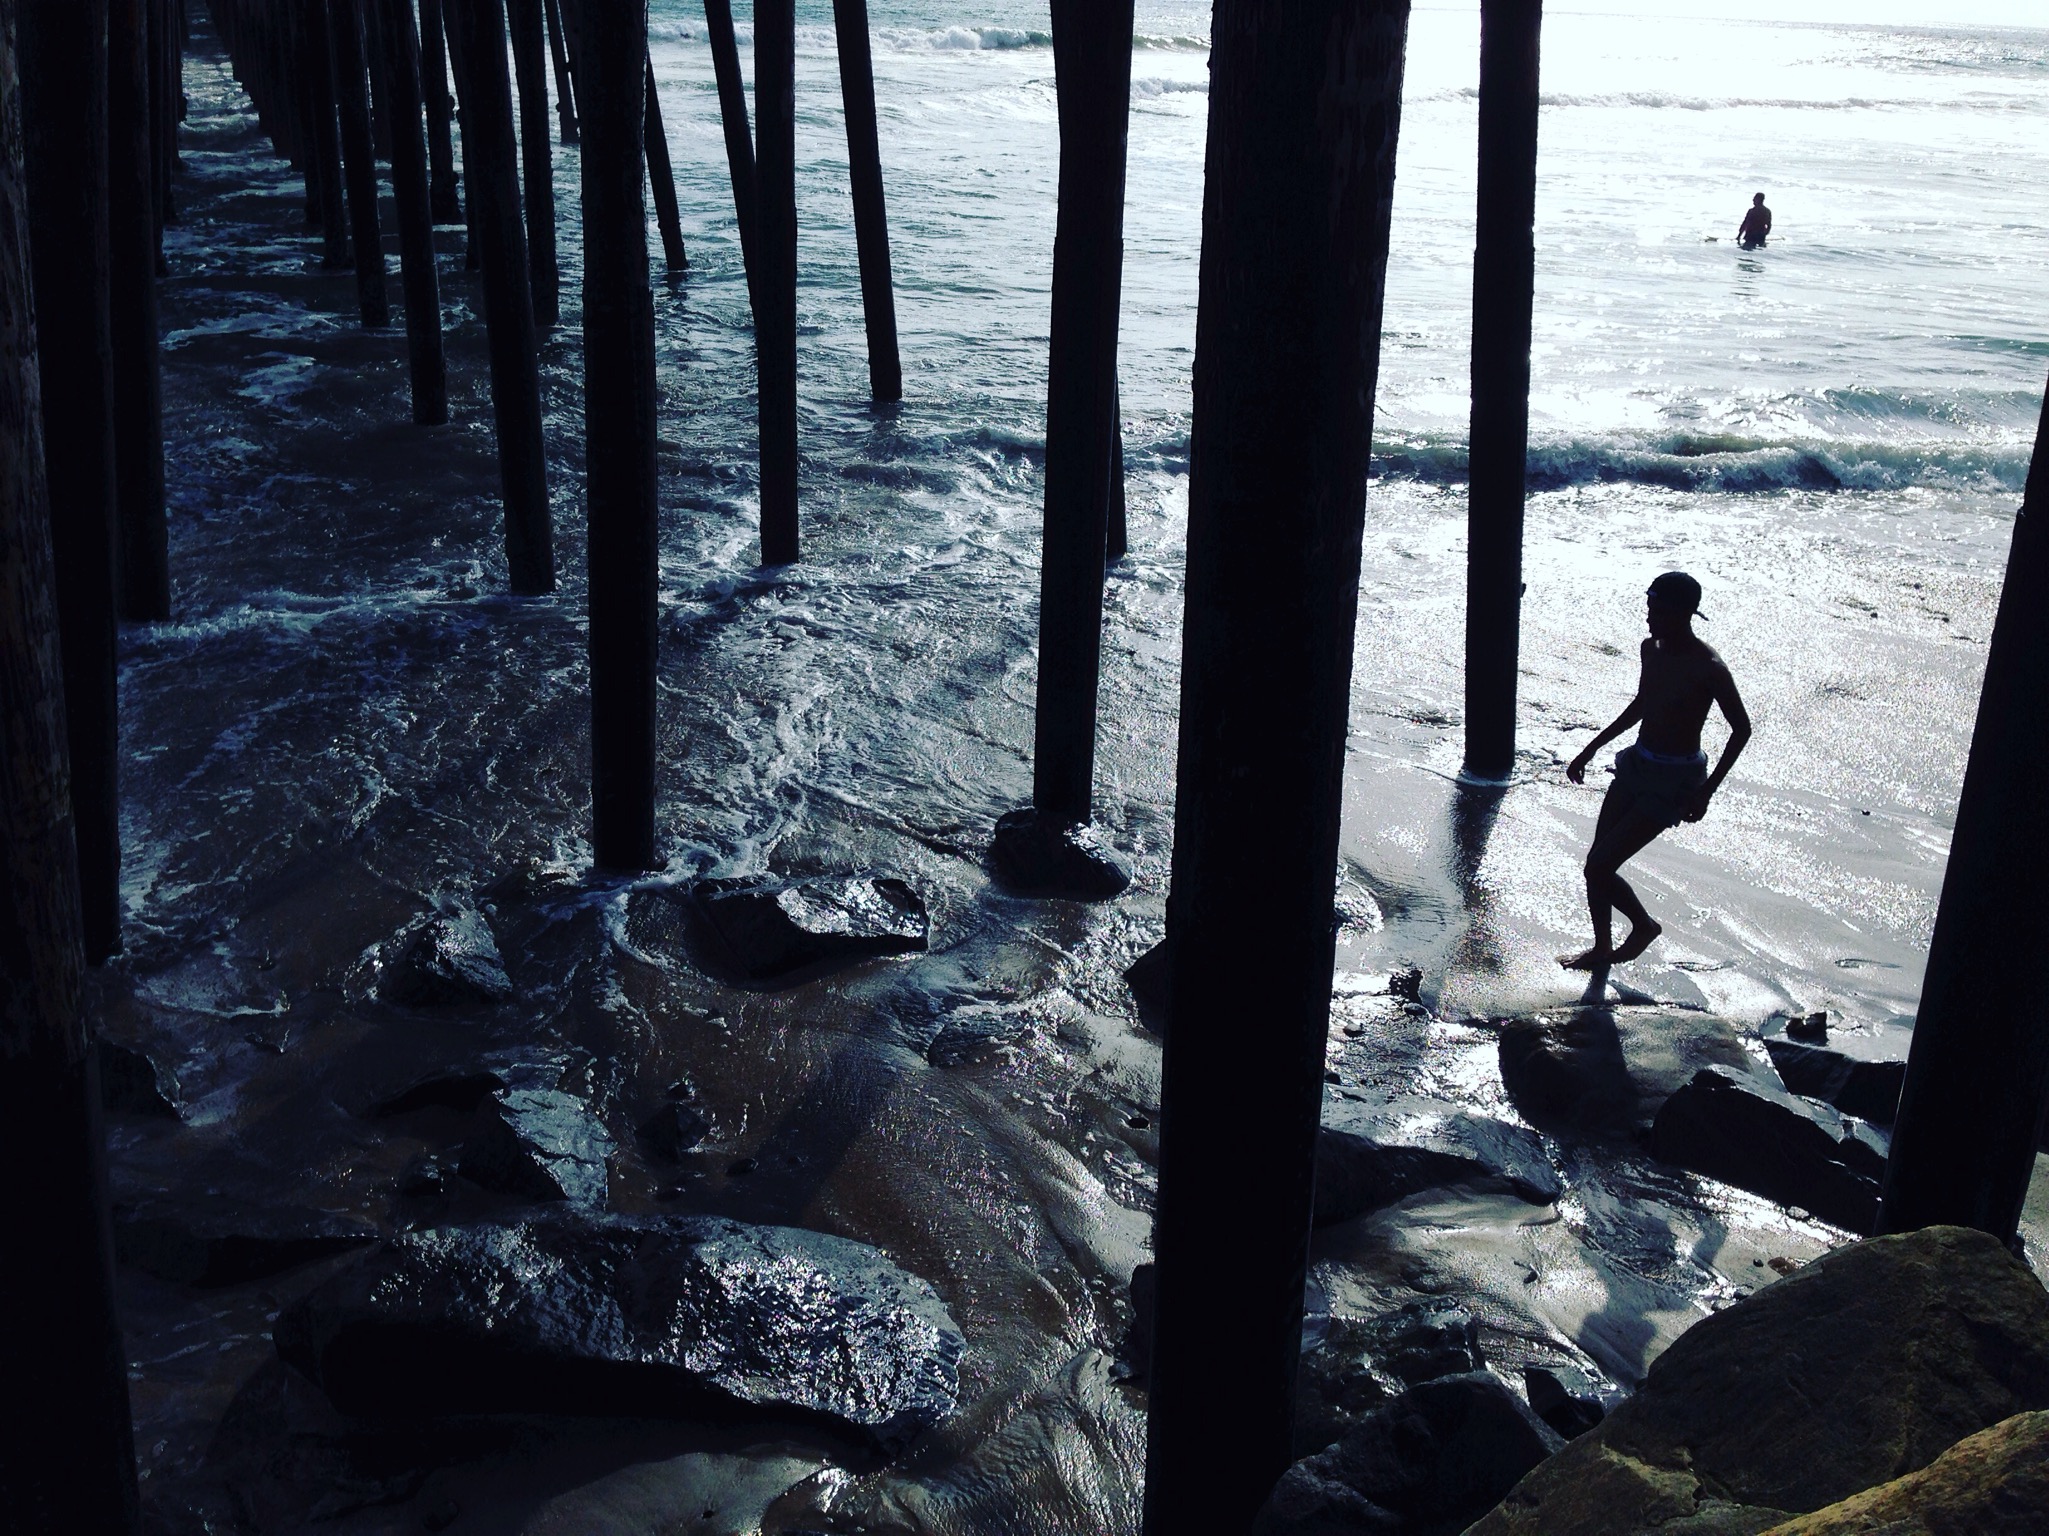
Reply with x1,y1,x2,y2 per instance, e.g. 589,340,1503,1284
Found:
1461,0,1542,784
1879,372,2049,1246
419,0,462,222
573,0,660,873
328,0,389,325
110,0,171,621
702,0,757,306
755,0,798,564
506,0,560,326
377,0,448,423
447,0,555,593
1,15,143,1510
1028,0,1134,830
544,0,578,142
302,0,351,265
18,0,124,965
1142,4,1411,1531
643,52,689,275
832,0,901,403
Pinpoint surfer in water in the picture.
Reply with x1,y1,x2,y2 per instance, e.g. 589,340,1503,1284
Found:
1738,192,1772,249
1561,572,1752,971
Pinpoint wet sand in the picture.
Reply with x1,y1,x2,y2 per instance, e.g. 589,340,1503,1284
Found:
111,15,2049,1535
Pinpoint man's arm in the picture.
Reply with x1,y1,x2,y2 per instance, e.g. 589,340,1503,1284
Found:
1567,696,1644,784
1682,665,1752,821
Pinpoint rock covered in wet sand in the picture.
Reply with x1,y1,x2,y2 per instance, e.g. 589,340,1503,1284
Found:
274,1213,963,1450
377,906,514,1007
1762,1037,1905,1126
1314,1089,1560,1226
990,807,1132,900
1255,1373,1563,1536
1464,1226,2049,1536
1650,1066,1886,1234
459,1083,613,1207
1758,1409,2049,1536
692,874,928,984
1498,1006,1761,1137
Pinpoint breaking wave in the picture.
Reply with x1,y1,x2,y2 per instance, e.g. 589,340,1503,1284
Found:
1370,432,2033,495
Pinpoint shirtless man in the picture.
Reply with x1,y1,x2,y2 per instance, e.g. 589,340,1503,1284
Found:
1738,193,1772,249
1561,571,1751,970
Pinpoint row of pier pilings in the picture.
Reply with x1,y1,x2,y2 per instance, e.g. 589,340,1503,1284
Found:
5,1,2049,1532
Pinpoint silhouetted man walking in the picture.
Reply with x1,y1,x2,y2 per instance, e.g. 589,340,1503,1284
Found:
1738,192,1772,249
1562,571,1752,970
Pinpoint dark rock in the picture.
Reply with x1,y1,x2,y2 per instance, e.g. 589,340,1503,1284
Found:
666,1076,699,1102
1763,1409,2049,1536
1126,937,1171,1015
397,1157,454,1200
692,874,929,985
727,1157,758,1176
274,1213,964,1450
638,1101,710,1162
1315,1089,1560,1226
1389,966,1424,1004
1524,1363,1608,1439
1376,1304,1485,1388
377,907,514,1008
116,1200,378,1287
367,1070,505,1119
1498,1006,1764,1138
1763,1037,1905,1125
458,1084,612,1208
96,1039,181,1118
1465,1226,2049,1536
1649,1067,1884,1234
1786,1010,1828,1043
1254,1374,1564,1536
989,807,1132,900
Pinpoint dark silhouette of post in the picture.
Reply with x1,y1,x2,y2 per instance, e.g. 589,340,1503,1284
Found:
1461,0,1541,784
419,0,462,221
328,0,390,324
19,0,123,965
506,0,559,325
702,0,756,307
1,18,144,1524
377,0,448,423
1879,375,2049,1245
446,0,554,593
543,0,578,142
831,0,900,403
109,0,170,621
1142,4,1411,1533
294,3,332,225
642,53,688,275
572,0,659,873
755,0,797,563
302,0,351,264
1029,0,1134,828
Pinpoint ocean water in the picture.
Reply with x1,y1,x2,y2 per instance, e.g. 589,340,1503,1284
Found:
119,4,2049,1530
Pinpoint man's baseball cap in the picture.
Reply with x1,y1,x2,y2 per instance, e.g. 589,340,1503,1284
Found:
1647,570,1705,618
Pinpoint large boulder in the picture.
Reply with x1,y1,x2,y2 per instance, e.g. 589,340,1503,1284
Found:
1757,1410,2049,1535
1465,1226,2049,1536
692,875,928,985
1762,1039,1905,1127
1314,1090,1560,1226
377,907,515,1007
1254,1373,1563,1536
275,1213,964,1451
1497,1007,1761,1138
1649,1067,1887,1234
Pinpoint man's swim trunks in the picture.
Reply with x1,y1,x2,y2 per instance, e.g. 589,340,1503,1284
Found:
1608,744,1708,829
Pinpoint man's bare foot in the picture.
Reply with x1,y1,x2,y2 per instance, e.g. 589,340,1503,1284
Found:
1559,946,1612,972
1610,919,1663,965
